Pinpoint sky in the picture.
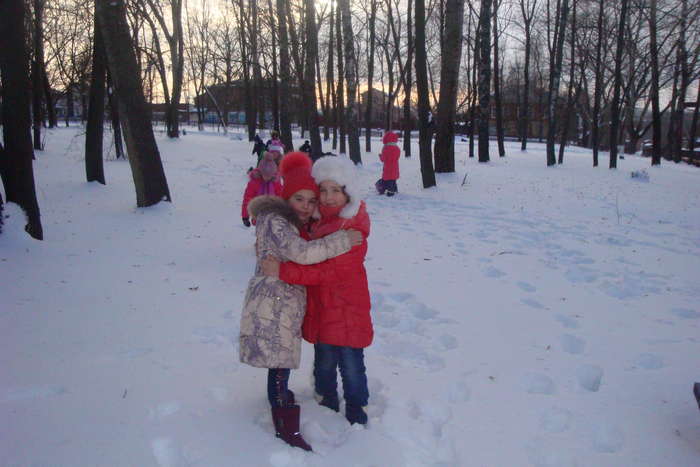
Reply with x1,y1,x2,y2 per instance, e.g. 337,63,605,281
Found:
1,124,699,466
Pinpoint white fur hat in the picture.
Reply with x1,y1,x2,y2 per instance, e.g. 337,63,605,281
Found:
312,155,362,218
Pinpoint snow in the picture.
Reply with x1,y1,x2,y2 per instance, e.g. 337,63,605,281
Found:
2,125,700,466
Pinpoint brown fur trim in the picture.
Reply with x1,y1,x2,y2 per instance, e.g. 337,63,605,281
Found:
247,195,303,229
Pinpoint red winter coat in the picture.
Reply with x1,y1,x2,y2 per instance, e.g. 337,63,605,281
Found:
279,202,372,348
380,132,400,180
241,170,283,219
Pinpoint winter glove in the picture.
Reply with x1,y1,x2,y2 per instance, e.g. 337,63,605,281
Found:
242,217,251,227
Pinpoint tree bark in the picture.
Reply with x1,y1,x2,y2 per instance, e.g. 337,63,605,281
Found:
415,0,436,187
519,0,537,151
85,10,107,184
338,0,361,164
365,0,377,153
546,0,569,167
433,0,465,172
336,1,347,155
403,0,414,157
493,0,505,157
478,0,492,163
0,0,43,239
96,0,171,207
648,0,661,166
609,0,629,169
304,0,323,158
557,0,577,165
32,0,46,151
277,0,293,150
591,0,604,167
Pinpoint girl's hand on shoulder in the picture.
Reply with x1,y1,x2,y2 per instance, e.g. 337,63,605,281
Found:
261,255,281,278
346,229,363,247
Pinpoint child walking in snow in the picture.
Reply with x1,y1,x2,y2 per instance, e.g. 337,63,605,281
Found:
262,155,373,426
239,152,363,451
376,131,400,197
241,152,283,227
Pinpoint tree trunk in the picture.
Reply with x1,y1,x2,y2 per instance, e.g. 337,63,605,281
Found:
546,0,569,167
609,0,629,169
277,0,293,150
304,0,323,158
478,0,492,163
492,0,505,157
96,0,171,207
107,72,125,160
325,1,335,142
557,0,577,165
338,0,361,164
671,0,689,163
0,0,43,239
85,10,107,184
267,0,280,132
32,0,46,151
403,0,414,157
434,0,465,172
689,79,700,154
365,0,377,153
336,2,347,155
648,0,661,166
415,0,436,187
519,0,537,151
590,0,605,166
43,70,57,128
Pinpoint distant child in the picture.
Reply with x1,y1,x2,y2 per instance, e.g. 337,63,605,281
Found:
252,134,266,164
376,131,400,197
299,140,312,155
266,130,285,155
241,152,283,227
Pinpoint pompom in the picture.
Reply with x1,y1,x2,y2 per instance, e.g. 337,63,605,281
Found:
279,151,312,177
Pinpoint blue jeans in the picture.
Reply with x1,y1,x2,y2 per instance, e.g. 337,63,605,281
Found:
267,368,292,408
314,343,369,407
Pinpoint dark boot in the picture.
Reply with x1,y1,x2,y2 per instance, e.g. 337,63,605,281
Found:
271,405,312,451
318,393,339,412
345,404,368,425
694,382,700,411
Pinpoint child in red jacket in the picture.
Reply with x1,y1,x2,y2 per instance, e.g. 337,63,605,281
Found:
376,131,400,197
262,155,373,425
241,152,283,227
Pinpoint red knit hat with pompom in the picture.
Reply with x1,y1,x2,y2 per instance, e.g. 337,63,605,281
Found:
279,151,319,199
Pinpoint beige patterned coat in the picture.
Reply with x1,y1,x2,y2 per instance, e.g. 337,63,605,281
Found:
239,196,352,369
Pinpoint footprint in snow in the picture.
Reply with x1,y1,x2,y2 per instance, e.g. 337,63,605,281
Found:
560,334,586,355
632,353,664,370
151,437,188,467
538,407,572,433
483,266,506,278
522,373,556,395
555,314,580,329
577,364,603,392
517,281,537,292
149,401,181,421
670,308,699,319
1,385,67,403
521,298,546,310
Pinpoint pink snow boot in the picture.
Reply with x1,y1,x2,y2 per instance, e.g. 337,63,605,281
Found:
271,405,313,451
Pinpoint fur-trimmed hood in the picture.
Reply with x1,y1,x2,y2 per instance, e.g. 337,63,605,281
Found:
312,155,363,219
247,195,302,229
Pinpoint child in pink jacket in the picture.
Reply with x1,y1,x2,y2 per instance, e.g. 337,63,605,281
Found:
241,152,283,227
376,131,400,197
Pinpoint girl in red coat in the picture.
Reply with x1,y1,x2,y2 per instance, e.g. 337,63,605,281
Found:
262,155,373,425
241,152,283,227
376,131,400,197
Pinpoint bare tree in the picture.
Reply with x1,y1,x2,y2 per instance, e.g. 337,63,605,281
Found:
338,0,362,164
433,0,465,172
304,0,323,157
545,0,570,167
364,0,378,152
31,0,47,150
95,0,171,207
492,0,506,158
85,8,107,184
478,0,492,163
277,0,294,149
609,0,629,169
518,0,538,151
0,0,43,239
648,0,662,165
415,0,436,186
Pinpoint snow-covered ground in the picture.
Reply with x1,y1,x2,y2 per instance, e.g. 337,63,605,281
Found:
2,125,699,466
